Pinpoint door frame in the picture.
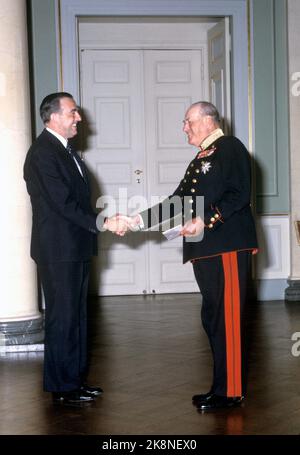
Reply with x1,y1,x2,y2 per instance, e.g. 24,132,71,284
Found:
57,0,251,148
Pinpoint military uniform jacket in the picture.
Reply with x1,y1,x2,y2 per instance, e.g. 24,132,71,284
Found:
140,135,258,263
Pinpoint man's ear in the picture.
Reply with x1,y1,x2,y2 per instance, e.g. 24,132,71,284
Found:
49,111,59,125
205,116,214,129
50,112,58,121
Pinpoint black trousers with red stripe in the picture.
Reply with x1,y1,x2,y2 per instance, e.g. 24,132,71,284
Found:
193,250,251,398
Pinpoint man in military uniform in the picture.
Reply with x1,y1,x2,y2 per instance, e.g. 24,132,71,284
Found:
119,101,258,410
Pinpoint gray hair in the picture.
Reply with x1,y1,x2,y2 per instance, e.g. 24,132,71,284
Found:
190,101,221,125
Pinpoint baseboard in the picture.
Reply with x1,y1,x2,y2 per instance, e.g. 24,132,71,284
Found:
256,279,288,301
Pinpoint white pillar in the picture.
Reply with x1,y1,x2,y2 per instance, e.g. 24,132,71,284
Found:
0,0,43,343
286,0,300,301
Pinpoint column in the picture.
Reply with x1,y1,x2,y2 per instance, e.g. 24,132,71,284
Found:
285,0,300,301
0,0,43,345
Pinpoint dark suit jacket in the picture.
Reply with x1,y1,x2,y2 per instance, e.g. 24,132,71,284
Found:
24,129,101,264
139,135,258,263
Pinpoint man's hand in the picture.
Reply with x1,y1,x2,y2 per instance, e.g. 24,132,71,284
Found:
103,215,130,236
116,214,142,232
180,217,204,237
103,214,142,236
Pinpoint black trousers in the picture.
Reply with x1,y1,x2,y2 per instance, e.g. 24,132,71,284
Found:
193,251,251,397
38,261,90,392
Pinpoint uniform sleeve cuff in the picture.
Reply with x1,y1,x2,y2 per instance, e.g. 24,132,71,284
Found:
130,214,144,231
204,206,223,229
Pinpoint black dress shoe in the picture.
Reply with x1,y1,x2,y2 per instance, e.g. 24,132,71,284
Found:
192,390,214,405
81,384,103,396
52,390,95,404
196,394,244,411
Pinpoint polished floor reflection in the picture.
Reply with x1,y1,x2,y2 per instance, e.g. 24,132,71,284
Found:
1,295,300,435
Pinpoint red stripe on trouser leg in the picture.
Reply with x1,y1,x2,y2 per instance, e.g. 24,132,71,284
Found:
222,252,242,397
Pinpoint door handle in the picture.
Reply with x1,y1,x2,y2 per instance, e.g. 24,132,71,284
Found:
134,169,143,184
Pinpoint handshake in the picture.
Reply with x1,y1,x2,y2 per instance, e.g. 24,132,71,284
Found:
102,214,142,236
102,214,205,238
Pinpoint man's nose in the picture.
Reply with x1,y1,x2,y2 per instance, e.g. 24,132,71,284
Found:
183,122,189,132
76,112,82,121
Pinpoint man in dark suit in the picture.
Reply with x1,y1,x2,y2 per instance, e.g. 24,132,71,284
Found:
24,92,126,404
119,101,258,410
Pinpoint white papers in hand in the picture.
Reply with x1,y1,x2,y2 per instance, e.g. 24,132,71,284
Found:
162,225,182,241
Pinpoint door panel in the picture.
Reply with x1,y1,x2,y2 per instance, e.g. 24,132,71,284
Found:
80,49,148,295
143,50,204,293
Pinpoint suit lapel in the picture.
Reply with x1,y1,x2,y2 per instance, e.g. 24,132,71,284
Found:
42,129,91,192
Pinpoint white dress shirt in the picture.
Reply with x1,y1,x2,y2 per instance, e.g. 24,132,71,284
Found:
46,127,83,177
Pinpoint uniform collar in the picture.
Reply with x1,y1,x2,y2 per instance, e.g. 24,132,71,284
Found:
199,128,224,151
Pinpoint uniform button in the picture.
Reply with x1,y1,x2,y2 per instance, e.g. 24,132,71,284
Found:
187,171,190,175
210,217,215,222
215,213,219,219
192,179,197,183
190,209,194,213
190,163,194,167
184,179,187,183
181,187,183,191
189,199,193,204
195,169,200,173
191,188,195,193
208,223,213,228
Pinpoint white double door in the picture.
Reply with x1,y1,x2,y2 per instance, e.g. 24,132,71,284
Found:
80,42,229,295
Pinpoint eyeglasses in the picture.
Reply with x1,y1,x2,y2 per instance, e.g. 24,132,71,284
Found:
182,117,201,127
